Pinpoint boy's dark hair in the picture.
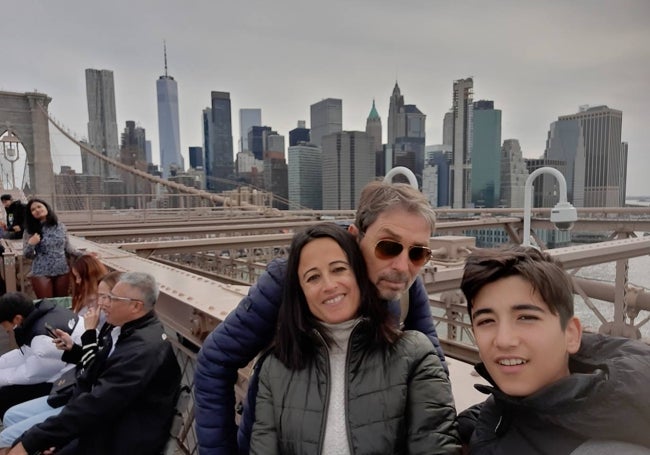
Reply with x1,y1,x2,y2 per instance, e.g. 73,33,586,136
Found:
0,292,34,323
461,246,575,329
0,194,12,202
275,223,398,370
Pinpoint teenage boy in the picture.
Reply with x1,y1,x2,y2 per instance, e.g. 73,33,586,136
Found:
460,246,650,454
195,181,448,454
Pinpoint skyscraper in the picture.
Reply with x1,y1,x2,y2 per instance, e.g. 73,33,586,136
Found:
471,100,502,207
500,139,529,208
365,100,382,176
553,105,625,207
156,44,182,178
310,98,342,147
119,121,149,205
450,77,473,208
321,131,374,210
545,118,586,206
85,68,119,179
289,121,310,147
205,91,234,192
239,108,262,152
387,82,404,145
188,146,204,169
288,142,322,210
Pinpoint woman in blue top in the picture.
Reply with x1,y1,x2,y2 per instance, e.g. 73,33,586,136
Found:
23,199,80,299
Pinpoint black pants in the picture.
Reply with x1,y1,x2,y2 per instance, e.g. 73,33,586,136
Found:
0,382,53,419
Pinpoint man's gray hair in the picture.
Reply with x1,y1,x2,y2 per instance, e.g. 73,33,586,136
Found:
355,180,436,234
118,272,159,309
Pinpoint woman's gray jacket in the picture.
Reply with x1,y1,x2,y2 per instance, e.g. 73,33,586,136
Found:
249,321,461,455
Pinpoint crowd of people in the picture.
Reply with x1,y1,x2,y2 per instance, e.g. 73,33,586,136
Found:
0,186,648,454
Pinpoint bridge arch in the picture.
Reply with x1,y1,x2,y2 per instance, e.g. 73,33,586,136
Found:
0,91,54,196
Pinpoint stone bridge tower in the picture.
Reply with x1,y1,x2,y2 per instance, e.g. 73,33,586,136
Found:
0,91,55,197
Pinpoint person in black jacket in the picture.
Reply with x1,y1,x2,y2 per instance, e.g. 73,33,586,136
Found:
1,195,25,240
10,272,182,455
459,246,650,454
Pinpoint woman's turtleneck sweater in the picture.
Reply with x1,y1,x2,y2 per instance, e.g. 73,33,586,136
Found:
319,318,359,455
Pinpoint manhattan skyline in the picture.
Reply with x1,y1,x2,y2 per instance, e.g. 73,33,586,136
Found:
2,0,649,195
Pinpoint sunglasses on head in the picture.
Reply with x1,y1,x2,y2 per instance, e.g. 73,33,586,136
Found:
373,239,432,266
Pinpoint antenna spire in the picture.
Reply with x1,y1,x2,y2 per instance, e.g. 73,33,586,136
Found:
163,41,168,77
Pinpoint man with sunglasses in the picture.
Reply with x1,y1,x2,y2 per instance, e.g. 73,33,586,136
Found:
10,272,181,455
195,180,447,455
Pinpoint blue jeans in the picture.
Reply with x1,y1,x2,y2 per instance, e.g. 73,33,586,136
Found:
0,396,62,447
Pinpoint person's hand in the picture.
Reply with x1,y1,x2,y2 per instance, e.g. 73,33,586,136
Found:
53,329,74,351
7,442,28,454
0,221,6,229
12,226,21,232
83,307,100,330
27,233,41,245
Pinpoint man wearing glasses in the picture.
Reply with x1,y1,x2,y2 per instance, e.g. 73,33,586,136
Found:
195,180,447,454
10,272,181,455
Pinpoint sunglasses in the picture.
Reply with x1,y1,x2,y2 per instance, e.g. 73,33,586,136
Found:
373,239,432,266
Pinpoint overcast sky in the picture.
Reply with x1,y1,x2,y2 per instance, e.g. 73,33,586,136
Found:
3,0,649,195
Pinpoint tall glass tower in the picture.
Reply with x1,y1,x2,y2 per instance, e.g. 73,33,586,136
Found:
156,44,182,178
85,68,119,179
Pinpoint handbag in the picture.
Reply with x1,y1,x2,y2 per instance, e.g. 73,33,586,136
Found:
47,368,77,407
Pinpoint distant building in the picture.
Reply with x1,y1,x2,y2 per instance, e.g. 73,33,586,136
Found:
248,126,274,161
84,68,119,180
289,121,310,147
442,110,454,147
239,108,262,152
365,100,383,177
310,98,342,147
500,139,528,208
188,146,203,169
451,77,473,208
387,82,404,145
156,46,183,178
471,100,502,208
322,131,374,210
120,121,149,206
554,105,626,207
263,150,288,209
205,91,234,193
288,142,322,210
544,118,586,207
425,145,452,207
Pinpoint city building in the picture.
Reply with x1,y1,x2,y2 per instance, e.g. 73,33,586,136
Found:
500,139,528,208
188,146,204,169
321,131,374,210
239,108,262,152
310,98,342,147
263,150,288,209
450,77,473,208
84,68,119,180
544,118,586,207
204,91,234,193
156,45,183,178
425,145,452,207
387,82,404,145
119,121,148,206
365,100,383,177
554,105,626,207
248,126,274,161
471,100,502,208
289,121,310,147
288,142,322,210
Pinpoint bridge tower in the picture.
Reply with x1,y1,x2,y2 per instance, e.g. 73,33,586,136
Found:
0,91,55,196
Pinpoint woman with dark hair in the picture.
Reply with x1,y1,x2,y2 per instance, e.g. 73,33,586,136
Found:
249,223,460,454
23,199,80,299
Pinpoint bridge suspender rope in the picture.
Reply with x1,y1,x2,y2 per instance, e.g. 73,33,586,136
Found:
39,103,264,211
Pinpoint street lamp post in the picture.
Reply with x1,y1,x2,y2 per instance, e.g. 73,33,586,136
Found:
1,130,21,189
522,166,577,247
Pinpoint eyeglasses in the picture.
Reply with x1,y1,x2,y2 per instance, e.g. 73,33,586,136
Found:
374,239,432,266
107,294,142,304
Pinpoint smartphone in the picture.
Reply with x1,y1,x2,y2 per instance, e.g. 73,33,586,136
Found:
44,323,58,339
